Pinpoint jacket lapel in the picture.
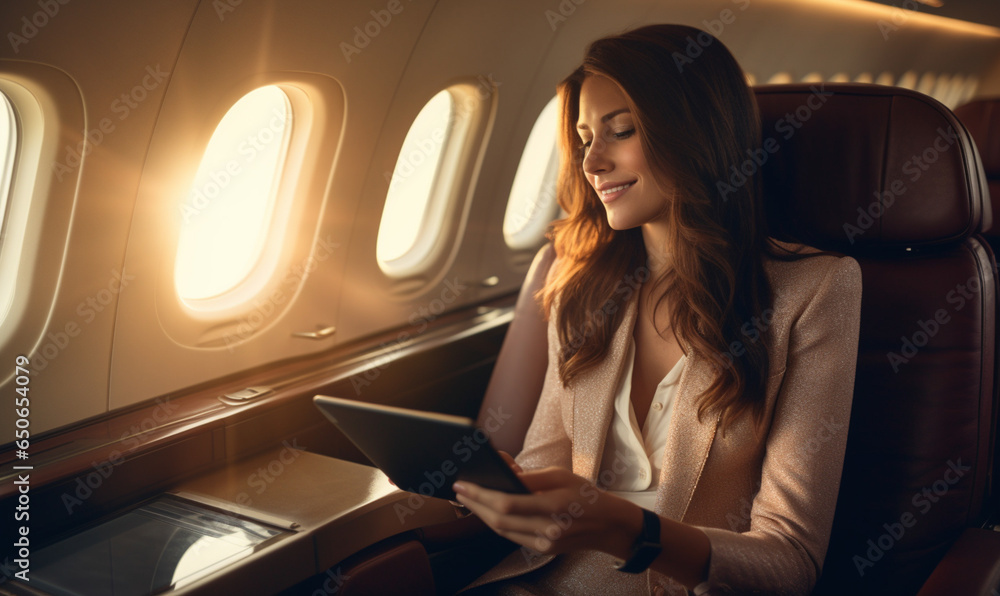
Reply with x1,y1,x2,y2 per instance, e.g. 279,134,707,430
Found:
570,296,637,480
564,288,720,522
656,353,719,521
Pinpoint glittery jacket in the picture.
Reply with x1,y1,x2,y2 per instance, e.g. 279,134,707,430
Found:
466,249,863,596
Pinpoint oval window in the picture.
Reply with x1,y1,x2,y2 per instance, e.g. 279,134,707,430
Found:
503,96,560,250
376,90,454,275
175,86,292,303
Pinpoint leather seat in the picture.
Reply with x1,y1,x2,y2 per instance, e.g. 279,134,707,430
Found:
954,98,1000,241
755,83,998,595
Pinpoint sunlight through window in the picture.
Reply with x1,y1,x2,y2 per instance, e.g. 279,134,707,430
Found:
377,90,454,269
175,86,291,301
503,96,560,250
0,92,15,250
0,91,16,323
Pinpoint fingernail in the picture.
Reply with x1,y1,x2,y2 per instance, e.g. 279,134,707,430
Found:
453,482,466,494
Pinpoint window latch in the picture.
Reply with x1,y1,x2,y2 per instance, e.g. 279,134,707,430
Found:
292,325,336,340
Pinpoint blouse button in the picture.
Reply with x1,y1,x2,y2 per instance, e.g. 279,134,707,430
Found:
652,402,663,411
639,469,647,479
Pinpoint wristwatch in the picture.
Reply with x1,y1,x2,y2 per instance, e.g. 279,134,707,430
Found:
615,508,662,573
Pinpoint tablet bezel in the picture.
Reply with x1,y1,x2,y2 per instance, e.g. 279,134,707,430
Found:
313,395,529,501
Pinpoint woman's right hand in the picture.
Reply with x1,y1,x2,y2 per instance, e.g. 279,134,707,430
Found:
498,450,523,475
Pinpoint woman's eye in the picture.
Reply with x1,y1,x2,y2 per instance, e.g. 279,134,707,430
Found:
612,128,635,140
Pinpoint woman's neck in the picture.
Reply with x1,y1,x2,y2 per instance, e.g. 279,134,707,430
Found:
641,222,671,278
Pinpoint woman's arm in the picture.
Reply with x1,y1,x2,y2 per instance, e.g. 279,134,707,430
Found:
696,256,862,592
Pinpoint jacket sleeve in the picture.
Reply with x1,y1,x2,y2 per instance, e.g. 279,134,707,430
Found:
697,256,863,594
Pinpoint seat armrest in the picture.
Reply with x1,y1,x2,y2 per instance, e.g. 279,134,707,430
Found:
414,512,491,552
917,527,1000,595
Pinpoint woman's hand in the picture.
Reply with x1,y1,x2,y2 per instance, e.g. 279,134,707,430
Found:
497,450,523,474
452,466,642,561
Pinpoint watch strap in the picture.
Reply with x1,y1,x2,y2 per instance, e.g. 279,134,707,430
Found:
616,508,662,573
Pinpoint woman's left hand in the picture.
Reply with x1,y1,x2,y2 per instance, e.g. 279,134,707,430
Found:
452,466,642,560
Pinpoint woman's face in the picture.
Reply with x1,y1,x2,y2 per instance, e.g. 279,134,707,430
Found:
577,75,671,231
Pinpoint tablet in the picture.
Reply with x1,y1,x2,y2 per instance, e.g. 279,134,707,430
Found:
313,395,529,501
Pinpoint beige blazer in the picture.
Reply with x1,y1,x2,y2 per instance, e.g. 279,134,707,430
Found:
467,249,863,596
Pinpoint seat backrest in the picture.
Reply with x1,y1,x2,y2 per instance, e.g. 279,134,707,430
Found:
955,98,1000,243
477,243,555,455
755,83,995,594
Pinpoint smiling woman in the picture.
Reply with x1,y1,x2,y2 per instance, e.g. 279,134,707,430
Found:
453,24,862,595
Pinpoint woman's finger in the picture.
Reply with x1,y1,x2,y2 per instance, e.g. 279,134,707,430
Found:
498,450,524,474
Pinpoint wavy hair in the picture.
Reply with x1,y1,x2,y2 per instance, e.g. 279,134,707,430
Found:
543,24,777,432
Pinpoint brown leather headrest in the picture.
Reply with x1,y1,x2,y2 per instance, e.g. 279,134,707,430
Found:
954,97,1000,237
955,98,1000,178
753,84,988,250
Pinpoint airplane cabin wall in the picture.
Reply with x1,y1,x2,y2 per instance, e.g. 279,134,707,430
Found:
0,0,999,436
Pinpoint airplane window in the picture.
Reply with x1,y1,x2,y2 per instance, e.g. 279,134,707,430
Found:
829,73,850,83
917,72,937,96
376,90,454,275
767,72,794,84
174,86,292,302
0,91,15,251
958,76,979,105
801,72,824,83
897,71,919,89
855,73,874,84
0,90,16,321
503,96,560,251
876,72,896,86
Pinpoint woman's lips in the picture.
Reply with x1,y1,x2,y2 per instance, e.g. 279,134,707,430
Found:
598,181,635,203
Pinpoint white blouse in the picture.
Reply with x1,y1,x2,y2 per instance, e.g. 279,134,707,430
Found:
598,338,686,510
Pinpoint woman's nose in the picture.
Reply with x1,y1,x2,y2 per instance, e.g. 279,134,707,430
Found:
582,136,610,175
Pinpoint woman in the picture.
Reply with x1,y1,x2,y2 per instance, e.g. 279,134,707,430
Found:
454,24,862,595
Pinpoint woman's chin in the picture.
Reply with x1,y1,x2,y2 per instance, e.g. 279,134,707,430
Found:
604,214,639,232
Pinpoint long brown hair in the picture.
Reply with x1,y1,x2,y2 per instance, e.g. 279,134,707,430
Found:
543,24,775,431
